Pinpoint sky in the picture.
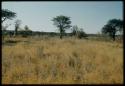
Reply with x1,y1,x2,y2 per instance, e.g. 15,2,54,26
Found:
2,1,123,34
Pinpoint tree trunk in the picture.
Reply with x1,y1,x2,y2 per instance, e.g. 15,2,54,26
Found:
15,27,18,36
112,30,116,41
2,17,7,23
60,33,63,39
112,34,115,41
111,27,116,41
60,27,63,39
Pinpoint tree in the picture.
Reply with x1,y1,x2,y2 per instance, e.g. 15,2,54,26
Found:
2,9,16,23
52,15,71,39
14,19,21,36
71,25,79,37
71,25,87,39
24,25,29,31
77,28,87,39
2,24,11,40
102,19,123,41
23,25,32,37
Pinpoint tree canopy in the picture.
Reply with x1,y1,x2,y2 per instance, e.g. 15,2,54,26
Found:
52,15,71,39
102,19,123,41
2,9,16,23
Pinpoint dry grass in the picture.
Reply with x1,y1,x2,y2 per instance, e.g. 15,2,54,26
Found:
2,37,123,84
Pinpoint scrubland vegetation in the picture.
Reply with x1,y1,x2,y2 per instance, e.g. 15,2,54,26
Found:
2,36,123,84
2,7,123,84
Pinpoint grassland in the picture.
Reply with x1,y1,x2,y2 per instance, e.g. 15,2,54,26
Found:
2,36,123,84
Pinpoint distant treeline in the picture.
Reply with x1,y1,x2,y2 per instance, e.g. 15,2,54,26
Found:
2,30,122,38
2,9,123,41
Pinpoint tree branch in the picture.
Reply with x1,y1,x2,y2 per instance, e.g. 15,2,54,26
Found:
2,17,7,23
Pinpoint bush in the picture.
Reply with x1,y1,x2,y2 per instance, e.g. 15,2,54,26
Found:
77,29,87,39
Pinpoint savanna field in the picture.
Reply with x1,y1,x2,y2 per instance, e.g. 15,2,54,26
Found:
2,36,123,84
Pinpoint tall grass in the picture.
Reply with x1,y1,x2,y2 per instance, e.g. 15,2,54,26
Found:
2,37,123,84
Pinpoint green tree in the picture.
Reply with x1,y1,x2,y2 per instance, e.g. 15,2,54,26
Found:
102,19,123,41
14,19,22,36
52,15,71,39
2,9,16,23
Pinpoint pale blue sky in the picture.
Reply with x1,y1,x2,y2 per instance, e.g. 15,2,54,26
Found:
2,1,123,33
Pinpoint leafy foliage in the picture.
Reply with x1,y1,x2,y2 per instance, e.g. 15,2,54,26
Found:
102,19,123,41
2,9,16,23
52,15,71,39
